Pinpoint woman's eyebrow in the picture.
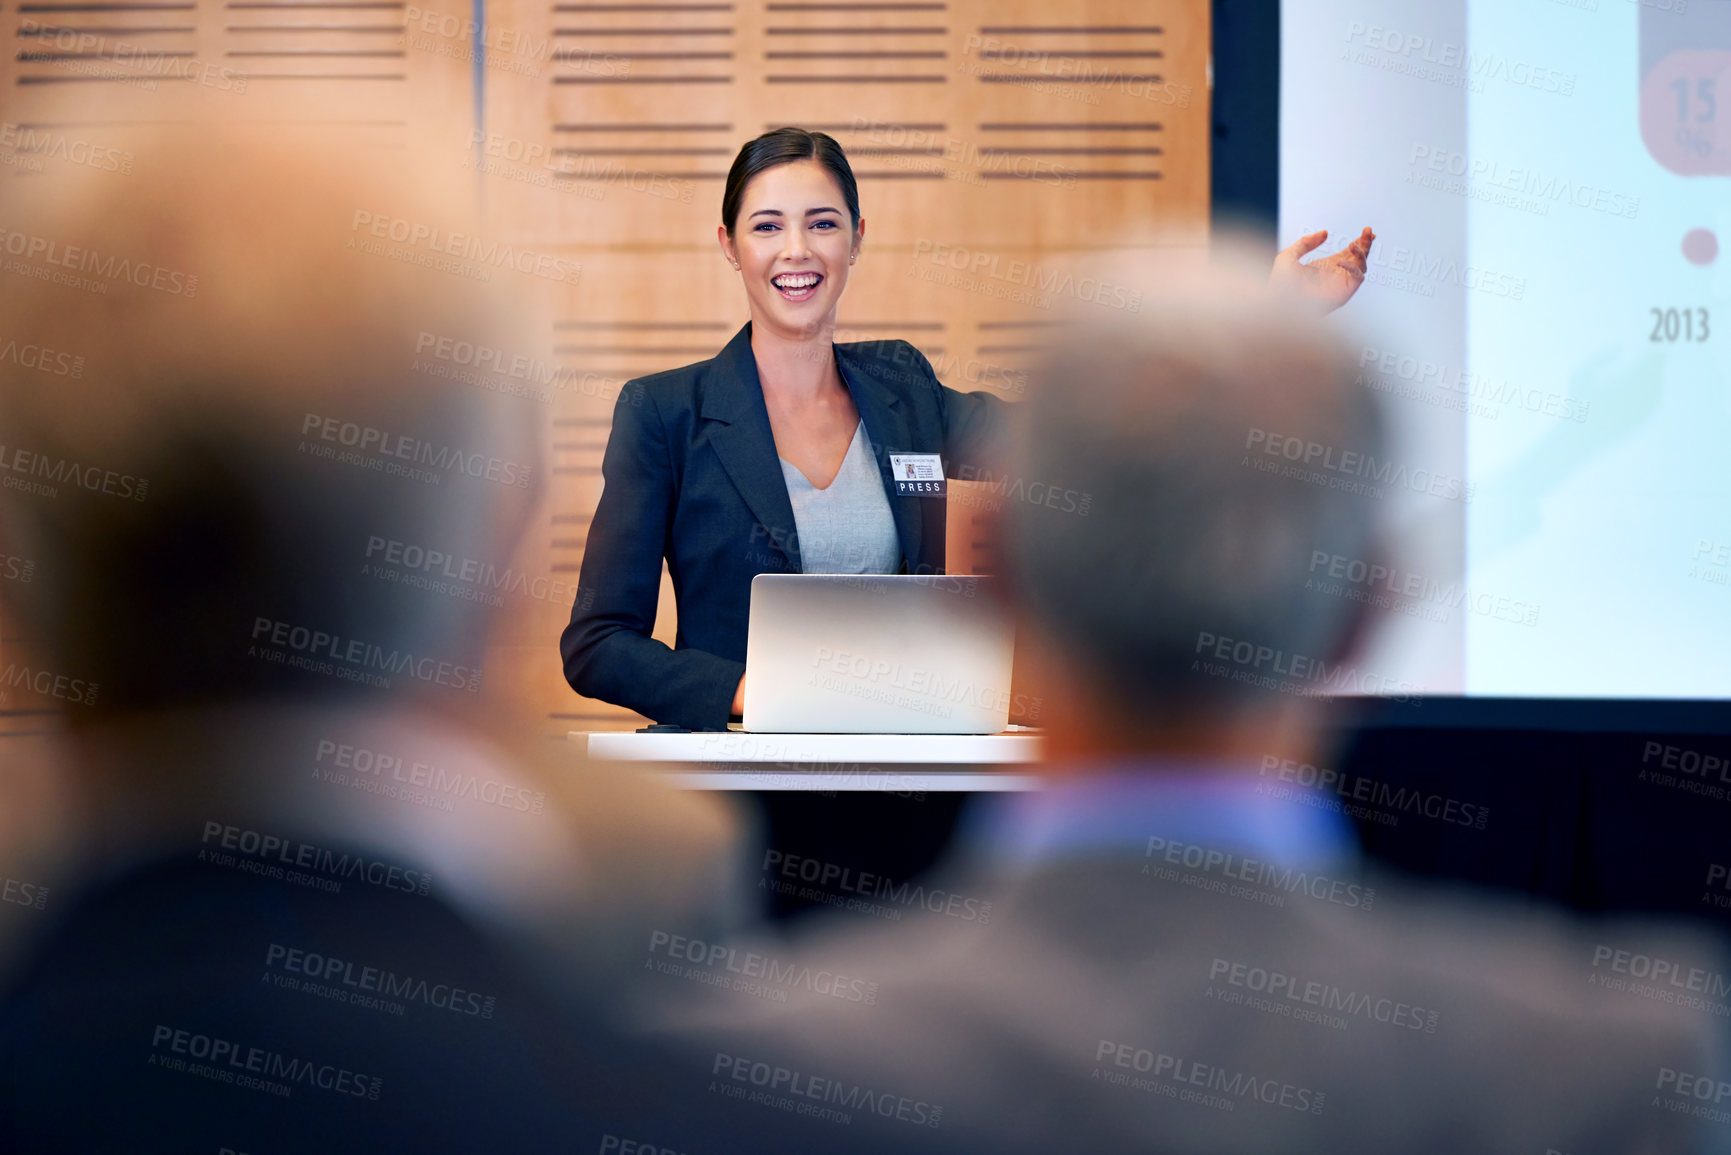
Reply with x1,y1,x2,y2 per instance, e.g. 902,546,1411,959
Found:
747,206,842,219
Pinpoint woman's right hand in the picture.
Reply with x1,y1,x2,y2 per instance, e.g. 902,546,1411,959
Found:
731,672,746,718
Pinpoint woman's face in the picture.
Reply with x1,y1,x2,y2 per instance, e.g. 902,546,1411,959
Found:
720,159,862,339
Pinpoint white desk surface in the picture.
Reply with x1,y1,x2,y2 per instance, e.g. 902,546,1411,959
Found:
572,731,1044,792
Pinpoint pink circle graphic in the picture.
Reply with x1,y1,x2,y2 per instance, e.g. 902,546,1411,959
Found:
1683,229,1719,266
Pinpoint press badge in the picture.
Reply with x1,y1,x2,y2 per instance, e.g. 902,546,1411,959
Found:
890,453,946,497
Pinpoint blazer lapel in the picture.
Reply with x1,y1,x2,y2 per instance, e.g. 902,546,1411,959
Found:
702,322,804,572
836,343,924,571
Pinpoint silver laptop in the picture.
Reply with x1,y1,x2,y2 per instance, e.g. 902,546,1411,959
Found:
742,574,1015,734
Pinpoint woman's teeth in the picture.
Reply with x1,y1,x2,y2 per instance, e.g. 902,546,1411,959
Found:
772,273,822,300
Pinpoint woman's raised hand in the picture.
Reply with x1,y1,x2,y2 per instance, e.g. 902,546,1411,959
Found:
1271,226,1376,314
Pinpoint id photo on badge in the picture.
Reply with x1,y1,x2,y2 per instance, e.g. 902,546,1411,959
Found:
891,453,945,496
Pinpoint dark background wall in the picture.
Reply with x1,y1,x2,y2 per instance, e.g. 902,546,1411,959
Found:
749,718,1731,933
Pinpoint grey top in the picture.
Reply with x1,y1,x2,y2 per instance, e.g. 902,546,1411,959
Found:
778,421,901,574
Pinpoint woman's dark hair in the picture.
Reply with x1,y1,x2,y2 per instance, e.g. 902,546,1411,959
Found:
721,127,860,237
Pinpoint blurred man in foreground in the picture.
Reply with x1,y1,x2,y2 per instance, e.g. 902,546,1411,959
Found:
0,134,741,1150
655,251,1731,1153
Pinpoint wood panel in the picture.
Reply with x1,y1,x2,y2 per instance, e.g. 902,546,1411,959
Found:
0,0,1209,735
0,0,475,732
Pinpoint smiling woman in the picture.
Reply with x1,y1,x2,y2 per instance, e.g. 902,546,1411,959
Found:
558,127,1378,733
559,127,1009,731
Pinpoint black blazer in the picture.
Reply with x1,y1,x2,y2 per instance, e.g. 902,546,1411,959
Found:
560,321,1007,731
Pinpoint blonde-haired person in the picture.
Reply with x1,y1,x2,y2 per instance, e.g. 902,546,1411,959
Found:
0,131,741,1151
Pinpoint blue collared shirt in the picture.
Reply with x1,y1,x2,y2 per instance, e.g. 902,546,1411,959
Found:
956,759,1362,875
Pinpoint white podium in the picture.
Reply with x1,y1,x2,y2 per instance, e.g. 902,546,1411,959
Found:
572,730,1044,792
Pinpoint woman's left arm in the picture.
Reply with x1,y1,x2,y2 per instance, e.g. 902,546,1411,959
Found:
915,226,1375,473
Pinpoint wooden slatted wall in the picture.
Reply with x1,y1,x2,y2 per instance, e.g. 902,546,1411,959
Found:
0,0,1209,735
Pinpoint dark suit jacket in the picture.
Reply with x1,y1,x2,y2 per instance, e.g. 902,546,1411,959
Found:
561,322,1008,731
0,851,675,1154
